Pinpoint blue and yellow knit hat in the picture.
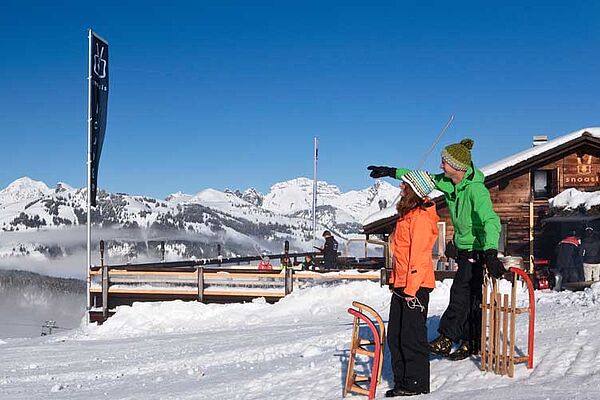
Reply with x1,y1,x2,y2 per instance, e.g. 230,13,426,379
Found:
401,170,436,199
441,138,474,171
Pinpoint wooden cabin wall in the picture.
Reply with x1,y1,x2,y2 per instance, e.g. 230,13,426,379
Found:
489,173,532,261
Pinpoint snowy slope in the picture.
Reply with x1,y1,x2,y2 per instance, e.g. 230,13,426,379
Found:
1,279,600,399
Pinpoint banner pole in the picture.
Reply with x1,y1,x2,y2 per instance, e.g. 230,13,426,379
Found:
86,29,92,322
312,137,318,241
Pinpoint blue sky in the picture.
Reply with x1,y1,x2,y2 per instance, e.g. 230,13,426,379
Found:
1,1,600,198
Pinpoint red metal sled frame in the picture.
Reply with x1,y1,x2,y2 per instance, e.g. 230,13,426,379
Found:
346,308,382,400
509,267,535,369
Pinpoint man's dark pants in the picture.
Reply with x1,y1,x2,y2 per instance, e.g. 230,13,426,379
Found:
438,250,484,351
387,287,431,393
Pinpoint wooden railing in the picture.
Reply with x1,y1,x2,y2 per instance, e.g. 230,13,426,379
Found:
88,264,383,323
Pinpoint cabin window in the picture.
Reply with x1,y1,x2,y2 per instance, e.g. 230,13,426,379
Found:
532,170,555,199
432,221,446,257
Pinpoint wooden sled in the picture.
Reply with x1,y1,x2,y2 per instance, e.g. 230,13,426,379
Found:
343,301,385,399
480,267,535,377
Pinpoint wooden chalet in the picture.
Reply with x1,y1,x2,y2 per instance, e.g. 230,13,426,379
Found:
362,127,600,270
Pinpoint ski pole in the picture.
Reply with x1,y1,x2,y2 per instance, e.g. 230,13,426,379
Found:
417,115,454,169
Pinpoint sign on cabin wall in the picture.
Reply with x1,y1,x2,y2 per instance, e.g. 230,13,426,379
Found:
563,154,600,187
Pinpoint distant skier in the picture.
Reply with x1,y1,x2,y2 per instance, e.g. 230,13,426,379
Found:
280,255,292,271
301,255,316,271
581,227,600,282
258,256,273,270
315,230,338,269
554,232,584,290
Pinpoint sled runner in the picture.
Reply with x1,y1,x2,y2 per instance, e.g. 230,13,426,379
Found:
343,301,385,399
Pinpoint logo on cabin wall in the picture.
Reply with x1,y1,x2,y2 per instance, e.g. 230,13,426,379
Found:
564,154,598,185
577,154,593,175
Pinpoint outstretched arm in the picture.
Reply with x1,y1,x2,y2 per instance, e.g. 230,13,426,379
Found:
367,165,397,179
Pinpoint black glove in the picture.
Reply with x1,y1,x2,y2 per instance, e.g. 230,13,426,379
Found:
485,249,506,279
444,240,457,259
367,165,397,179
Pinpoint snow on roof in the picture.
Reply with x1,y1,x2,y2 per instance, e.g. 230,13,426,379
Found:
480,127,600,177
362,127,600,227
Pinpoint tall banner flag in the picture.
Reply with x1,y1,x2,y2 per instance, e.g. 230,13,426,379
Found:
89,31,109,207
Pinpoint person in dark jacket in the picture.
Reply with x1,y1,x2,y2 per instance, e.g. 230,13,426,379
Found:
368,138,504,361
301,255,316,271
317,230,338,269
581,227,600,282
554,233,584,290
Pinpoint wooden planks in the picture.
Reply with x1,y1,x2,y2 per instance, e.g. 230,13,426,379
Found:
481,269,535,378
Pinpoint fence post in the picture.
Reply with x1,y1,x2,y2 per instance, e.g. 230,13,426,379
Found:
99,240,105,266
197,266,204,303
285,267,293,295
102,263,109,320
217,244,222,267
161,241,165,262
379,268,388,287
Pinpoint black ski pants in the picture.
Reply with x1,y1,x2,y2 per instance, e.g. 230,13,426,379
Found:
438,250,484,349
387,287,430,393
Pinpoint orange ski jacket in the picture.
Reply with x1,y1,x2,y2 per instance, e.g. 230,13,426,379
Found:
389,204,439,297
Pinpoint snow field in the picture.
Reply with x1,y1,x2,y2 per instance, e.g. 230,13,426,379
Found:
1,280,600,399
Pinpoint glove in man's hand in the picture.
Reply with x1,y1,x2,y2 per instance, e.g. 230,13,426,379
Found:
367,165,396,179
445,240,457,259
485,249,506,279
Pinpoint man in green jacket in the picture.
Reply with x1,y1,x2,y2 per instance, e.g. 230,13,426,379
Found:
368,138,505,362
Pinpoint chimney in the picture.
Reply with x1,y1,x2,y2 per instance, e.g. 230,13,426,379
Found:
532,135,548,147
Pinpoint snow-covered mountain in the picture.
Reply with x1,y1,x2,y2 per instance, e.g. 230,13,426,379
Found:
0,177,52,205
0,176,399,268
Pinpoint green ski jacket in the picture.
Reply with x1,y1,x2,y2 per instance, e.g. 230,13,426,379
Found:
395,164,501,251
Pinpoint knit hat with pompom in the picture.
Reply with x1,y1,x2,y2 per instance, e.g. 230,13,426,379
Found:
401,170,436,199
441,138,474,171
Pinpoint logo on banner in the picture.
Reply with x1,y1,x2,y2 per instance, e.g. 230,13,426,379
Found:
93,43,107,78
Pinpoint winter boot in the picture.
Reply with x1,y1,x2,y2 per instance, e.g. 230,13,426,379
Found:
429,334,453,356
448,341,471,361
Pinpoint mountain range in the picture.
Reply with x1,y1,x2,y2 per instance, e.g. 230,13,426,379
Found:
0,177,399,266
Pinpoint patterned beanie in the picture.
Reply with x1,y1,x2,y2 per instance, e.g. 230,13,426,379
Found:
441,138,474,171
401,170,436,199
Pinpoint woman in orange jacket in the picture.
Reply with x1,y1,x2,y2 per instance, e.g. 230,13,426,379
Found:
386,170,438,397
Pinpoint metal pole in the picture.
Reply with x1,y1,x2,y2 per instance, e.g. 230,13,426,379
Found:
417,115,454,168
388,116,455,207
313,137,318,240
86,29,93,322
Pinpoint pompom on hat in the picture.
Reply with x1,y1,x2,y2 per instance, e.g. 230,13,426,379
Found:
441,138,474,171
401,170,436,199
